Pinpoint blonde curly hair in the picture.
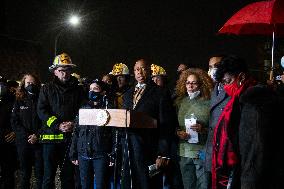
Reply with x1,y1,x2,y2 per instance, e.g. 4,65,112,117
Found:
175,68,213,100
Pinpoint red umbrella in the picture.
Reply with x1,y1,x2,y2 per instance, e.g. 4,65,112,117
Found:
218,0,284,80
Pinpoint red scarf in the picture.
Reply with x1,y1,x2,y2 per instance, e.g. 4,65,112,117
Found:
212,78,256,189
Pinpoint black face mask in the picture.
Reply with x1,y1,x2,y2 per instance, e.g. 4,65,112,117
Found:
88,91,102,102
0,84,8,97
25,84,39,94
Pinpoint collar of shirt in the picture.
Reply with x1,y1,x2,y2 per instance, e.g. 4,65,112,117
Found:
136,83,146,89
217,83,223,94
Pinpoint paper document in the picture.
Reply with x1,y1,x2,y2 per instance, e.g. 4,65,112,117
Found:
185,118,199,143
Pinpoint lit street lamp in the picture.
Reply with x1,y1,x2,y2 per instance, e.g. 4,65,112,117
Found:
54,15,81,56
69,15,80,26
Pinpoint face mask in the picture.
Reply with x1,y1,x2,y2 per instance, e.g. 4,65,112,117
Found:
187,90,200,100
0,84,8,97
25,84,39,94
223,80,239,96
281,56,284,68
208,68,218,82
88,91,102,102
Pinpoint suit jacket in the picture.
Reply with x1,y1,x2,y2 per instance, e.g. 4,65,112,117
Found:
123,82,177,161
204,83,230,172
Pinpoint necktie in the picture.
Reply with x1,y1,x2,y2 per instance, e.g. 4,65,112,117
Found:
133,85,146,109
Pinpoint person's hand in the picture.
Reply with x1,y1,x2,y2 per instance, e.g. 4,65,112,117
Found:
109,161,114,167
155,156,170,170
281,74,284,84
177,130,190,140
5,131,16,143
59,122,74,132
267,79,274,86
59,122,68,132
28,134,37,144
71,160,79,166
190,123,203,133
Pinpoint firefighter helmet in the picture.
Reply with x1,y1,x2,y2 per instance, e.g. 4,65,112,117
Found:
151,64,167,77
111,63,129,76
49,53,76,72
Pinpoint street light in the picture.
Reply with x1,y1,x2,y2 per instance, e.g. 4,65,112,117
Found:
54,15,81,56
69,15,80,26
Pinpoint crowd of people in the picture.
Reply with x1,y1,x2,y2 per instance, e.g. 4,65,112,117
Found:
1,52,284,189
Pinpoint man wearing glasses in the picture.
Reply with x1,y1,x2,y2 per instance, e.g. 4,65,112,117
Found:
37,53,85,189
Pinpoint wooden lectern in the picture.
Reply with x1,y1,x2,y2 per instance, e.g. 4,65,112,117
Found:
79,109,157,128
79,108,157,189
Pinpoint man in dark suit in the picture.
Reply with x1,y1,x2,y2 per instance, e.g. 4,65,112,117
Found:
121,59,178,189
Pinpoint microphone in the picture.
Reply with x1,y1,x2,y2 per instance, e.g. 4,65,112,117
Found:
103,95,109,109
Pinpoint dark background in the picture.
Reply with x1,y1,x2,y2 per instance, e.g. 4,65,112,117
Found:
0,0,282,83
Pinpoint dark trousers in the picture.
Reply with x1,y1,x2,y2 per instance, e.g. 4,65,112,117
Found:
17,143,43,189
78,155,110,189
206,171,212,189
164,140,184,189
120,135,163,189
42,143,76,189
0,143,17,189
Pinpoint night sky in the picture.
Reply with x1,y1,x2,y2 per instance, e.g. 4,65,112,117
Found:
1,0,270,82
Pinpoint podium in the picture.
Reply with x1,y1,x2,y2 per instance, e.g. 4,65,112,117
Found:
79,108,157,189
79,108,157,128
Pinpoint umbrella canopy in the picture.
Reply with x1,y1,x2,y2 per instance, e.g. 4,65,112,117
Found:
218,0,284,80
219,0,284,35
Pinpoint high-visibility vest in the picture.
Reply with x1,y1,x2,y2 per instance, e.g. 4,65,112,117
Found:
40,134,64,140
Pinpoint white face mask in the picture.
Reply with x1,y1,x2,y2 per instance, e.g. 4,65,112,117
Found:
281,56,284,68
208,68,218,82
187,90,200,100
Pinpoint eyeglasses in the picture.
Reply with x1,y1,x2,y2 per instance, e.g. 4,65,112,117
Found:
185,81,198,86
57,69,72,73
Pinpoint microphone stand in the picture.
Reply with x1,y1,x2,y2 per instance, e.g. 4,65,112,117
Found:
122,109,133,189
104,95,120,189
113,129,119,189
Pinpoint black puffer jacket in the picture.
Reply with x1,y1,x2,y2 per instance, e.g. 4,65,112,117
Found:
11,93,42,144
37,76,86,143
69,101,113,160
239,84,283,189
